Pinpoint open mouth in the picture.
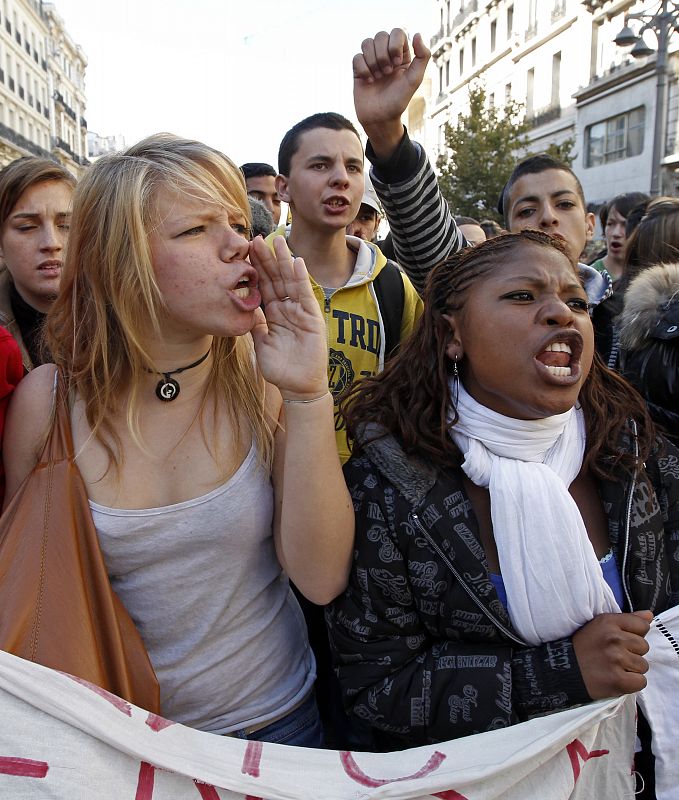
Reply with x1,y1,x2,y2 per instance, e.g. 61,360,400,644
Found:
534,330,584,380
324,196,349,209
536,342,573,376
233,276,254,299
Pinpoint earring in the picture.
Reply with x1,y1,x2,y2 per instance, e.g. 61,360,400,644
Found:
452,355,460,408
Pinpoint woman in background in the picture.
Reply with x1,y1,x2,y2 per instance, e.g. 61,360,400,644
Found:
591,192,648,363
591,191,649,283
0,157,75,369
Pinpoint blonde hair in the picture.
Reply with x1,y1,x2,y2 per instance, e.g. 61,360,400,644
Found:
47,133,274,470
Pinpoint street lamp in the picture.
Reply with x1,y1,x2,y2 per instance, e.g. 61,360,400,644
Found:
613,1,679,195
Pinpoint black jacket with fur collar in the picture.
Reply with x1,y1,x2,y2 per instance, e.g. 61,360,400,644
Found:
619,263,679,445
326,425,679,750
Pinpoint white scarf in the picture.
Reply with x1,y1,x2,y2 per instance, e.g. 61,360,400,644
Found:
449,383,620,646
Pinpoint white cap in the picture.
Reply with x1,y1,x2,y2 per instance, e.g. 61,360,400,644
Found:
361,172,381,214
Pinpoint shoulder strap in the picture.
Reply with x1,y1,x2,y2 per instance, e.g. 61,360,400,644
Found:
40,367,75,463
373,260,405,360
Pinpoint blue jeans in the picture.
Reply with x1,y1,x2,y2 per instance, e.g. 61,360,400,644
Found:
231,692,324,748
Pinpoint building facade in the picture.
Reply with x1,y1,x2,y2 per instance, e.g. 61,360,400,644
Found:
87,131,125,161
422,0,679,206
0,0,87,176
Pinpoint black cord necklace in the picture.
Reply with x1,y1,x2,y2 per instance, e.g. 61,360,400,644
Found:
148,350,211,402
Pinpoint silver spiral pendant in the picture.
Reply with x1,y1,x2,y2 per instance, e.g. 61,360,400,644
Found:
156,377,180,401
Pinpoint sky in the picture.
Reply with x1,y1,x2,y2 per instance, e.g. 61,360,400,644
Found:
51,0,435,168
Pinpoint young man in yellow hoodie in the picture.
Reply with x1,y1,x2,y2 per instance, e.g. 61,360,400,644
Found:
268,113,422,463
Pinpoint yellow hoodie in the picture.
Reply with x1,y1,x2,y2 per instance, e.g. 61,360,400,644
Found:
265,230,422,462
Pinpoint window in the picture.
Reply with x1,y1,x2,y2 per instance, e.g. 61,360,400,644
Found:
528,0,538,26
459,46,464,75
471,37,476,67
445,59,450,86
505,82,512,106
585,107,646,167
552,0,566,22
526,68,534,117
438,63,444,94
491,19,497,52
590,20,600,80
507,5,514,39
526,0,538,40
438,123,447,153
551,52,561,107
489,92,495,109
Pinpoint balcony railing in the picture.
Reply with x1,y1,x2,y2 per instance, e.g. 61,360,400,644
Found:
0,120,50,159
526,105,562,129
52,139,89,166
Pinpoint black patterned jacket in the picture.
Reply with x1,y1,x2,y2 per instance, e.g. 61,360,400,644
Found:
326,427,679,749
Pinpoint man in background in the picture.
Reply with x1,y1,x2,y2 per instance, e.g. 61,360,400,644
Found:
346,174,381,242
454,215,486,246
241,162,282,227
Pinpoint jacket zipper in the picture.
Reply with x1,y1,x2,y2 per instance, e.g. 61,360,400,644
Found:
323,293,334,354
410,511,528,647
620,419,639,612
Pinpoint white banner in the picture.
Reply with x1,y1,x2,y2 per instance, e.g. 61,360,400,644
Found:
0,649,638,800
639,605,679,800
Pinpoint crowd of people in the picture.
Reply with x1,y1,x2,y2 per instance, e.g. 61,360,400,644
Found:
0,25,676,799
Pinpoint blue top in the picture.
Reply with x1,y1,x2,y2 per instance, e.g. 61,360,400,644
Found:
490,549,625,616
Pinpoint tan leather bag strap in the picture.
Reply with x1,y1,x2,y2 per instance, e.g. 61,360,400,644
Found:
0,365,161,712
39,368,74,465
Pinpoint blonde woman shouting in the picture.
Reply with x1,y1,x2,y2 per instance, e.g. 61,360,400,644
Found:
3,134,353,746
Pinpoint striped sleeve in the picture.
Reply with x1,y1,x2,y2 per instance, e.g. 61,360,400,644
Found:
369,140,466,295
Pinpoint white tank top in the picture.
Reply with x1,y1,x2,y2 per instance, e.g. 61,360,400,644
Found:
89,443,315,734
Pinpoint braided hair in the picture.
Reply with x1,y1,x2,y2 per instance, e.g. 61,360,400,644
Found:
343,230,655,478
